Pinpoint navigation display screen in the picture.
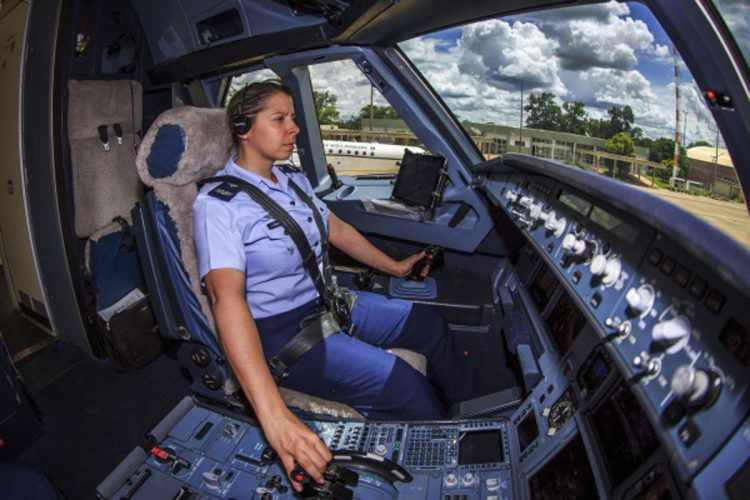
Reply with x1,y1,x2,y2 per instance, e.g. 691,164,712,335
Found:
590,383,659,488
517,411,540,452
529,265,560,310
624,466,676,500
529,435,599,500
559,192,592,216
590,206,638,244
458,430,504,465
545,292,588,354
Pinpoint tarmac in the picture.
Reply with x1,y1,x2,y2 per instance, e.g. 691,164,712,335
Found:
637,187,750,250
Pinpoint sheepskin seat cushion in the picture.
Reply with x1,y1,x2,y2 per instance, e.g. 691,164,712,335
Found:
68,79,143,237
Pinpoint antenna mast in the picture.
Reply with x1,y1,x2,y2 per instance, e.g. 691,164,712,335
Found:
672,44,681,181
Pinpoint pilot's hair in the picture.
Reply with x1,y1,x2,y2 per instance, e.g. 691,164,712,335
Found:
226,79,294,143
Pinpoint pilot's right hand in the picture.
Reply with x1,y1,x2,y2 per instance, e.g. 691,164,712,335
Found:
261,409,332,492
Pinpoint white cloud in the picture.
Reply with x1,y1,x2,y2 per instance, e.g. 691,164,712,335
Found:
458,20,566,94
308,60,390,118
716,0,750,61
299,1,724,144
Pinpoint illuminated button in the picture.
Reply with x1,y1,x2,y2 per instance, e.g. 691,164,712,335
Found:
648,248,663,266
673,266,691,288
704,290,725,314
660,257,676,276
689,277,707,299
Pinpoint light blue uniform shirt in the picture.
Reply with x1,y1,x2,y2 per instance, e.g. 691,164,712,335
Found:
193,158,330,319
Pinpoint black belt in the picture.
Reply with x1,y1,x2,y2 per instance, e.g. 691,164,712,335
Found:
268,310,344,382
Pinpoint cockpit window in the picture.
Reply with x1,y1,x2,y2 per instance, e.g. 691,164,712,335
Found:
307,59,431,176
712,0,750,68
400,1,750,250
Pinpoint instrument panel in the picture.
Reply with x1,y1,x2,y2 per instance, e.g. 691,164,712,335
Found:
483,171,750,485
97,398,515,500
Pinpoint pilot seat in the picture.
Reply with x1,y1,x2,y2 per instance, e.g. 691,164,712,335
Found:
132,106,428,419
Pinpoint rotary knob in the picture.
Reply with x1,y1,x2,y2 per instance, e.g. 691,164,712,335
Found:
625,285,654,315
591,255,622,286
519,196,534,208
528,203,546,222
562,234,586,255
671,365,721,409
505,190,519,203
544,212,567,237
444,472,458,488
462,472,476,487
590,254,607,275
374,444,387,456
652,315,691,353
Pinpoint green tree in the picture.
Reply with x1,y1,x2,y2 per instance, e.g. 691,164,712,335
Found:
688,140,712,148
606,132,635,155
560,101,588,135
585,117,608,139
314,90,340,125
586,105,635,139
605,132,635,178
339,115,361,130
525,92,562,131
358,104,400,120
606,105,634,136
630,126,644,141
649,137,676,163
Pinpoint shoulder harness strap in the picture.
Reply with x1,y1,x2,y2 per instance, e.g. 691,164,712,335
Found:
198,175,330,308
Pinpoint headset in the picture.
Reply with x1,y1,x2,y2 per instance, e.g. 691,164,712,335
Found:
230,85,252,136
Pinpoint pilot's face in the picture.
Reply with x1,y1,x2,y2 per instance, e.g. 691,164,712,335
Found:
242,92,299,163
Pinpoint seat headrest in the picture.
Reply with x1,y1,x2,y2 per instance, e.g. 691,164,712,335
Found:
136,106,232,187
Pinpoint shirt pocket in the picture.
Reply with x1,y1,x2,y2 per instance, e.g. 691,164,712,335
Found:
245,223,298,277
258,223,294,253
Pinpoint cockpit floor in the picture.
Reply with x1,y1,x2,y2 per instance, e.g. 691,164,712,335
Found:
17,342,190,499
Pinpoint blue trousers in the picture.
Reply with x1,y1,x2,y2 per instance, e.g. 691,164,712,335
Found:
256,292,462,420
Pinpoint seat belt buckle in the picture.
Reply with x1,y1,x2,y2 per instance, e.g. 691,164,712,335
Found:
268,358,289,381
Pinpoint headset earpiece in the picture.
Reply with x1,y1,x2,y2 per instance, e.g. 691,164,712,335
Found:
231,85,252,136
231,115,251,135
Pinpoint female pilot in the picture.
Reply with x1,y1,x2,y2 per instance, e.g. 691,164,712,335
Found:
193,80,477,489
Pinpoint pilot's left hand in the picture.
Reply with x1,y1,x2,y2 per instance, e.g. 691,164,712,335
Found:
392,251,430,279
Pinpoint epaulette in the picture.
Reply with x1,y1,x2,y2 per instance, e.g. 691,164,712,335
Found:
207,182,241,201
277,163,301,174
